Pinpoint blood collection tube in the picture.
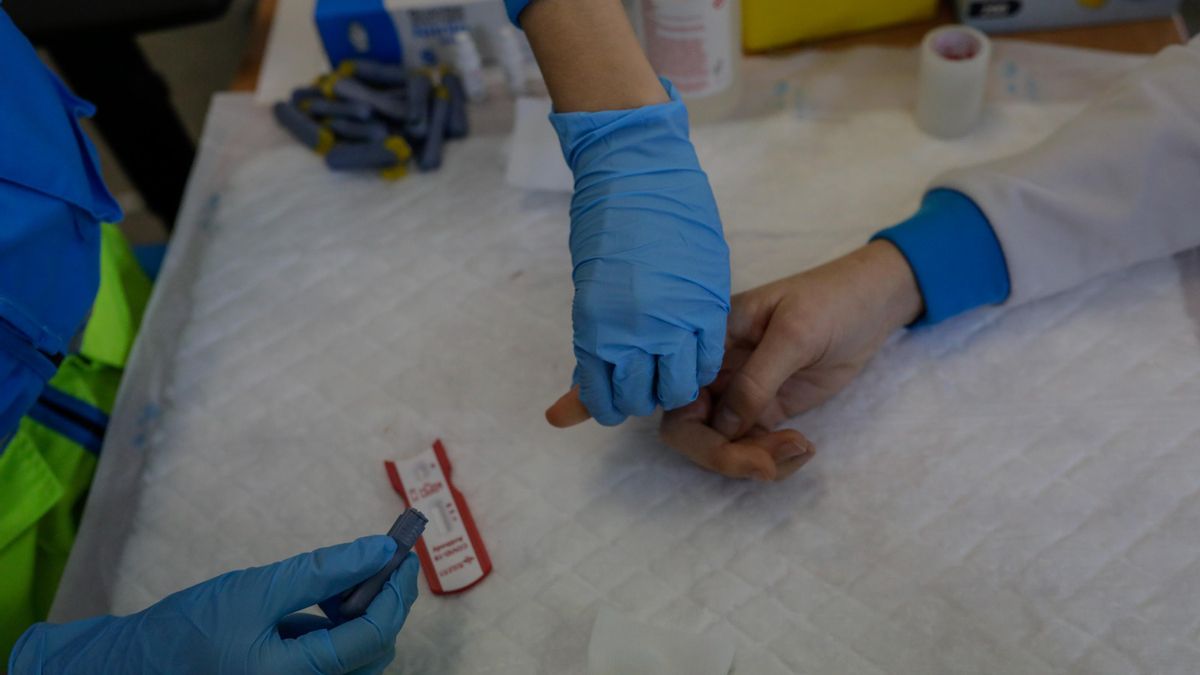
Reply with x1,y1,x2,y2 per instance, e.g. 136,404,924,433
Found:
320,508,428,622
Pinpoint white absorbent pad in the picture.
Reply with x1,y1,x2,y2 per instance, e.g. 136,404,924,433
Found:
53,44,1200,674
588,606,735,675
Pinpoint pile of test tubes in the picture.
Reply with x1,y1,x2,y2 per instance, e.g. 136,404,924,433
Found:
273,59,470,179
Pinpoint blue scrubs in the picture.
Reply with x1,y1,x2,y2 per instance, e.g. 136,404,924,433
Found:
0,6,122,444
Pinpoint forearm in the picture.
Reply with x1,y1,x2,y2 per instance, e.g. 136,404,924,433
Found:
876,37,1200,326
519,0,667,112
854,240,925,332
935,36,1200,307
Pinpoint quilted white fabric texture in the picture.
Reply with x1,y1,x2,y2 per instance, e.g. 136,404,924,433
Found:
55,45,1200,674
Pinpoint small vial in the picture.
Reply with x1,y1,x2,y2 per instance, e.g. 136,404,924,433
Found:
418,86,450,172
443,73,469,139
406,73,432,138
450,31,488,102
493,25,529,96
273,101,329,153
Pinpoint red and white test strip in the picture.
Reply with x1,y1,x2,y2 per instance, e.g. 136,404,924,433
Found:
385,440,491,594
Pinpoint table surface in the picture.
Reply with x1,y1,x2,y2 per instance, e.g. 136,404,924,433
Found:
230,0,1186,93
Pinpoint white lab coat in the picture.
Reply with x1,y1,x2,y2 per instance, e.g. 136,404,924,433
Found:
937,35,1200,306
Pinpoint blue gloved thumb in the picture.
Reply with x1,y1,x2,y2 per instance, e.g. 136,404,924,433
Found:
248,535,397,623
305,552,421,670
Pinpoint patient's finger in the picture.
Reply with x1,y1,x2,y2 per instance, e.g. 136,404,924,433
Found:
709,346,754,395
545,386,591,428
746,426,815,481
660,390,811,482
752,397,790,431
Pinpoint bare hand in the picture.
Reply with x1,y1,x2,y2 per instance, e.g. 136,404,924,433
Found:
704,241,923,440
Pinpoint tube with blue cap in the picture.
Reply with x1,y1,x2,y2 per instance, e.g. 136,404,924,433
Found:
444,73,469,139
273,102,334,155
327,117,389,142
406,73,432,139
339,58,409,88
418,85,450,171
325,136,413,179
300,97,374,121
290,86,324,105
319,508,428,624
331,75,408,121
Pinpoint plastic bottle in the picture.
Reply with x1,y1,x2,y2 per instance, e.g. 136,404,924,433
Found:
450,30,488,102
493,24,531,96
629,0,742,124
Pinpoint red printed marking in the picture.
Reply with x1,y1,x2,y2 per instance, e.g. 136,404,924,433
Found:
384,439,492,595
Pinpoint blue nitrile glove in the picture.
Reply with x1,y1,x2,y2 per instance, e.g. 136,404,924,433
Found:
8,537,420,675
503,0,534,25
549,80,731,426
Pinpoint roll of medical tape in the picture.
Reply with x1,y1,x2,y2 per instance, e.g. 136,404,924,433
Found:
915,25,992,139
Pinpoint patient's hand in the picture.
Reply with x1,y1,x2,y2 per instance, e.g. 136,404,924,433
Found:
547,385,813,481
547,241,923,481
660,388,815,481
702,240,923,441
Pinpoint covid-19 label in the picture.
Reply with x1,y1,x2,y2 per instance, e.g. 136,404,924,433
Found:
386,440,491,594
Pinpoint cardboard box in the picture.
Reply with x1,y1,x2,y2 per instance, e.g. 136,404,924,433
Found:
315,0,508,68
956,0,1181,33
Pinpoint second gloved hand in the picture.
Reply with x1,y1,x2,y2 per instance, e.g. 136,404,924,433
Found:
8,536,419,675
549,80,731,426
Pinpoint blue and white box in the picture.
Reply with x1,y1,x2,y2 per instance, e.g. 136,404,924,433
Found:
316,0,508,68
956,0,1181,32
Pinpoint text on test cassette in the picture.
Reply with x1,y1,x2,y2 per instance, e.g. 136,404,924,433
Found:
385,440,492,594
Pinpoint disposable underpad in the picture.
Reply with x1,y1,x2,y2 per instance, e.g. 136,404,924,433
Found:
54,44,1200,674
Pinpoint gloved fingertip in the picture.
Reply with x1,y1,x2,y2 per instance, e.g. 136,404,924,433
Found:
397,552,420,596
696,332,726,385
591,408,628,427
616,398,656,418
576,358,623,426
394,556,421,614
612,354,658,417
661,387,700,412
654,340,701,411
354,534,399,559
579,388,623,426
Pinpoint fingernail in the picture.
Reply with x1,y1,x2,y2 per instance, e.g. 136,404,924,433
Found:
750,469,772,482
783,441,810,463
714,407,741,437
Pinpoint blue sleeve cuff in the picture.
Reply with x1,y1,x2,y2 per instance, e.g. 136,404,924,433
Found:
872,189,1010,326
505,0,533,26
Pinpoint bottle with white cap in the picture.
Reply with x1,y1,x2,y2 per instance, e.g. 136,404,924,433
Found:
493,24,532,96
450,30,488,102
915,25,991,138
627,0,742,124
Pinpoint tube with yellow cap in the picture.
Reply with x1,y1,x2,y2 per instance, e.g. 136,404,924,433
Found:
272,102,335,155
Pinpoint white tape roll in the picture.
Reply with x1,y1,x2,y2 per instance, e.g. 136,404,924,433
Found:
915,25,991,139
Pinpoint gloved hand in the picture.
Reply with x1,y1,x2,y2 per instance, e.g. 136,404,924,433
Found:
8,536,419,675
547,80,731,426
